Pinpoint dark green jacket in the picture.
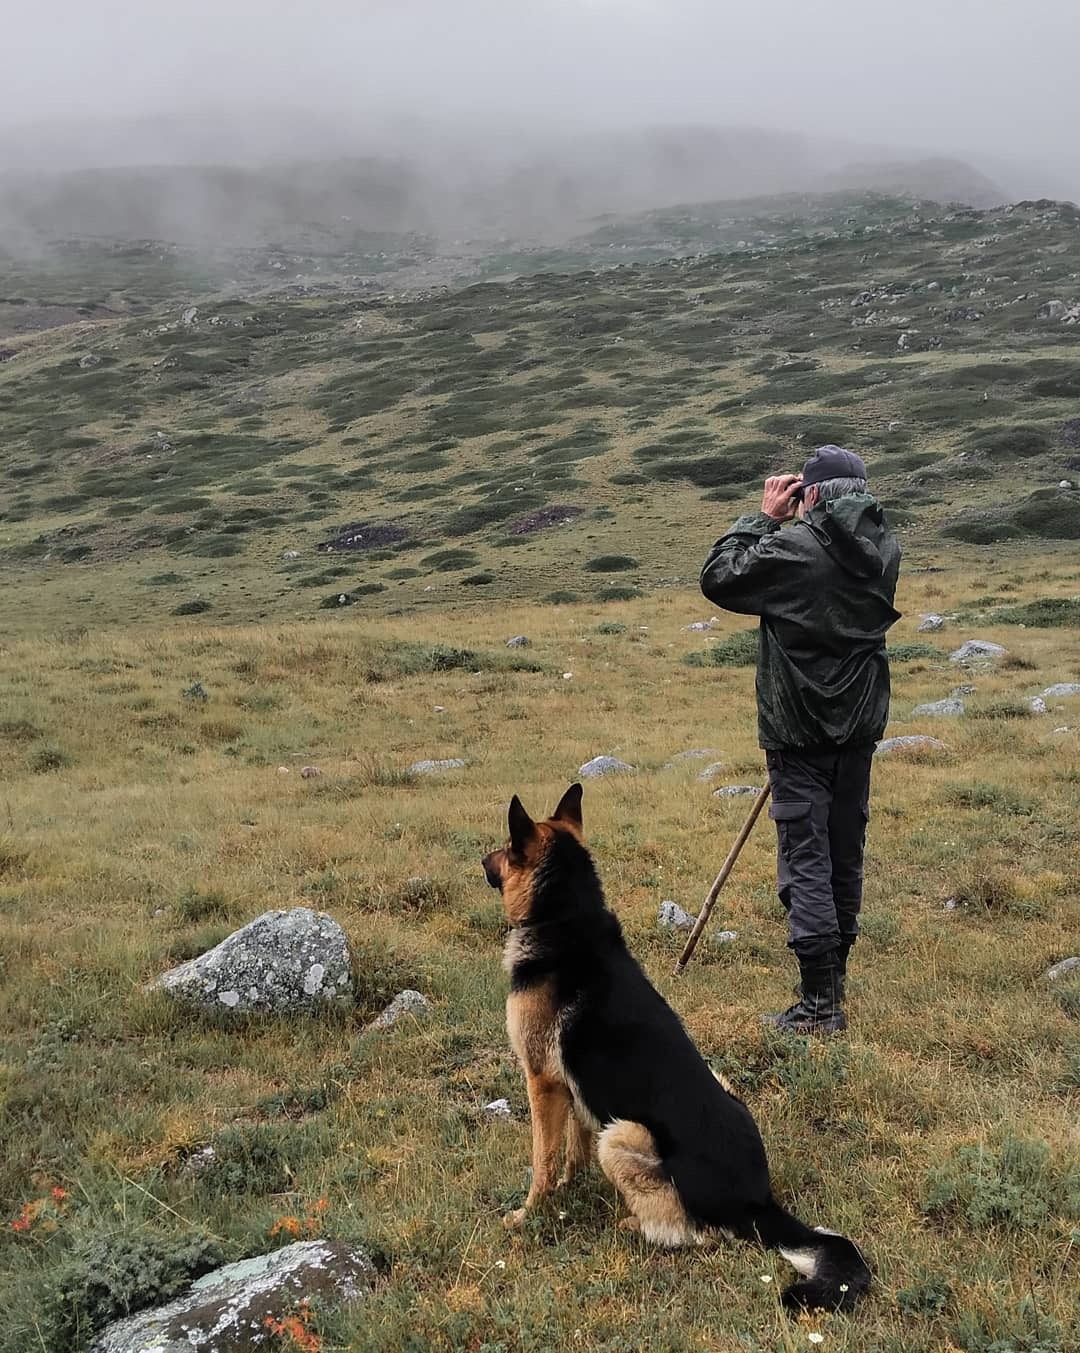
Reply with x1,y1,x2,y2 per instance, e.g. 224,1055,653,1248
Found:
700,494,901,750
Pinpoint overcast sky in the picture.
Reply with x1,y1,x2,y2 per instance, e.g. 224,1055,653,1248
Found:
5,1,1078,193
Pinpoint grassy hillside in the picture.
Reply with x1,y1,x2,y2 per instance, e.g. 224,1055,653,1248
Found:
1,194,1079,637
0,572,1076,1350
0,189,1077,1350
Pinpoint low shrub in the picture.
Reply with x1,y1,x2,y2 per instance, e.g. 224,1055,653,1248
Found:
584,555,640,573
38,1231,224,1352
923,1134,1073,1229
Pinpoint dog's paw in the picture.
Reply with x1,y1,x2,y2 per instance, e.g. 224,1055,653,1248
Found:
617,1215,642,1234
503,1207,528,1230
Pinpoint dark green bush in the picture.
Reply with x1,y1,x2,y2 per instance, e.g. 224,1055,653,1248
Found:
887,642,946,661
584,555,639,573
968,424,1050,458
683,628,759,668
29,744,71,773
992,597,1080,628
196,1124,295,1195
40,1231,224,1351
172,599,212,616
966,700,1033,721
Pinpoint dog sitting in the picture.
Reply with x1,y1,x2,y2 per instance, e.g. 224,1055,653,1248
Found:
481,784,871,1311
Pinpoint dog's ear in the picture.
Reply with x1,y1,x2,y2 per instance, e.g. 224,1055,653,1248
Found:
552,782,583,830
508,795,535,853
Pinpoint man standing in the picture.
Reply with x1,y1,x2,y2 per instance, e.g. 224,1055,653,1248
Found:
700,447,901,1034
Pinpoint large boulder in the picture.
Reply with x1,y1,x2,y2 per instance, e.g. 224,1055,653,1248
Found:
1043,683,1080,699
950,640,1006,664
90,1240,374,1353
875,735,948,757
912,698,965,717
150,908,353,1013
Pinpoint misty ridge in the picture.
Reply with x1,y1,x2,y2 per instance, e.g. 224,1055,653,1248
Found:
0,111,1015,259
3,0,1079,262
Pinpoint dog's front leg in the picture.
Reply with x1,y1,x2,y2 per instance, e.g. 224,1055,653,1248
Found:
504,1073,571,1229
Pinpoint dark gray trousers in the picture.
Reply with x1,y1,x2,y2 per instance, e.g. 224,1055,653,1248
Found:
765,744,875,959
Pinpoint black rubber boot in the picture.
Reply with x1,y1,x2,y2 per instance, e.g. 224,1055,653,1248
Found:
763,953,847,1036
791,940,852,1002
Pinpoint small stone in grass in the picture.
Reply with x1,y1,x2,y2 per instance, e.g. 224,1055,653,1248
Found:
658,901,695,930
369,989,431,1030
580,755,635,778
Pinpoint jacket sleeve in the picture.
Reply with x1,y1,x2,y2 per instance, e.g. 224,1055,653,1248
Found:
699,512,801,617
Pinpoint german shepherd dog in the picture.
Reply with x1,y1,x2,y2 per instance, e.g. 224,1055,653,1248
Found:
481,784,871,1312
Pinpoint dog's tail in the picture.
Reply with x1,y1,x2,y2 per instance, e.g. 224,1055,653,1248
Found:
752,1197,871,1312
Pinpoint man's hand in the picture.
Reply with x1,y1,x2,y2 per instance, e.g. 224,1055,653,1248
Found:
761,474,803,522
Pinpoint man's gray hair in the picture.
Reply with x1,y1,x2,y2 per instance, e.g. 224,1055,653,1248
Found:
815,476,868,502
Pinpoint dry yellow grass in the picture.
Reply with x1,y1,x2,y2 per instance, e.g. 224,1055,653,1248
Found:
0,561,1077,1350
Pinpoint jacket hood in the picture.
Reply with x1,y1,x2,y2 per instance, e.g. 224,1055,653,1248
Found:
807,493,891,579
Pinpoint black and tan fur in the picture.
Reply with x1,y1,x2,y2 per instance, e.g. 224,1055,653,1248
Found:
482,784,871,1312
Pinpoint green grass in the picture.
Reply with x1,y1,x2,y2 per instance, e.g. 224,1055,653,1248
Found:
0,573,1076,1351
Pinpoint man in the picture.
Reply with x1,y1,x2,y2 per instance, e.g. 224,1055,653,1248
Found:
700,446,901,1034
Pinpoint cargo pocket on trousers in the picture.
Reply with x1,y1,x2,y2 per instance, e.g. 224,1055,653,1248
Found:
769,800,814,870
769,800,813,824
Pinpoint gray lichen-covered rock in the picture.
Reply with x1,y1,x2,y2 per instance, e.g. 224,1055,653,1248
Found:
918,614,945,632
664,748,719,767
712,930,739,945
506,635,531,648
1043,683,1080,699
875,735,948,757
1045,956,1080,982
950,639,1007,664
1028,696,1049,715
658,901,695,930
89,1240,374,1353
913,698,965,717
696,761,727,781
579,755,635,778
368,989,430,1030
150,908,353,1013
409,758,467,774
713,785,762,798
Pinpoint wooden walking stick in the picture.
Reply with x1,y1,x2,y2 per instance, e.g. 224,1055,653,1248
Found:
673,783,771,976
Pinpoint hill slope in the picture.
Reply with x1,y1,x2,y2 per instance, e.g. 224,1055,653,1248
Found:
0,193,1078,634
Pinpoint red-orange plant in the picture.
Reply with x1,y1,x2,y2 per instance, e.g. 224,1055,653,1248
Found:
264,1299,321,1352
